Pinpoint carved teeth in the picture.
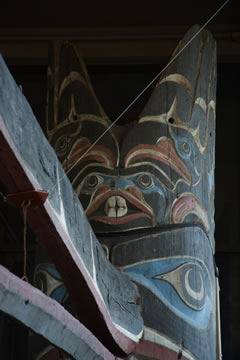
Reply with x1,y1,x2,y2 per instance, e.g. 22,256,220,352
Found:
108,196,116,207
108,208,117,217
104,196,128,218
117,208,127,217
116,196,125,207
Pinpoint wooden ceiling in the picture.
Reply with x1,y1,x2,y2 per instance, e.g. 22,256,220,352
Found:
0,0,239,65
0,0,238,28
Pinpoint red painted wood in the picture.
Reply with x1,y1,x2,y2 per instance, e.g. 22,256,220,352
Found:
6,190,48,208
135,340,190,360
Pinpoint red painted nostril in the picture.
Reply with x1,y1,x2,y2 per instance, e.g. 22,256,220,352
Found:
125,186,143,200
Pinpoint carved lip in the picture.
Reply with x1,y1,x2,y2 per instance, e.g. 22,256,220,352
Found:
89,213,151,225
86,189,153,225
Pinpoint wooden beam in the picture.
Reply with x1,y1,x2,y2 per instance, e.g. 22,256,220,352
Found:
0,265,124,360
0,25,240,65
0,54,143,355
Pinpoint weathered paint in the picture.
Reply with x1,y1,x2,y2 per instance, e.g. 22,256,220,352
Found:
0,53,143,356
44,25,217,359
0,265,123,360
0,23,218,360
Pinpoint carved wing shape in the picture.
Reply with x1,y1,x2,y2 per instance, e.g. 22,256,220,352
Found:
46,40,111,138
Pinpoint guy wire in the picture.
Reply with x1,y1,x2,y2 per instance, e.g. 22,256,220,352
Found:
48,0,229,195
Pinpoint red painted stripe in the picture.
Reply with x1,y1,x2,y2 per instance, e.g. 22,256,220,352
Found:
135,339,190,360
171,194,197,223
0,265,124,360
125,141,191,184
63,142,116,170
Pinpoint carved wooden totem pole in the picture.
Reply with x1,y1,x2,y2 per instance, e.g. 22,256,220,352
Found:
0,24,219,360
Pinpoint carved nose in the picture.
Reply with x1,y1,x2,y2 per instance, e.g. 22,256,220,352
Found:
104,196,128,218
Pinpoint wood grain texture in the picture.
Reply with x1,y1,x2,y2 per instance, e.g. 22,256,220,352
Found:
0,54,143,355
100,225,216,360
44,25,217,360
0,265,123,360
0,23,218,360
0,266,127,360
44,28,216,244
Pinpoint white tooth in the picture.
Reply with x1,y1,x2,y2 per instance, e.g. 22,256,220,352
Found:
104,202,109,215
116,196,126,208
117,207,128,217
108,196,116,207
108,208,117,217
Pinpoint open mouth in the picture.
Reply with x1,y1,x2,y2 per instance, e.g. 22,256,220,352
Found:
104,195,128,218
86,190,153,225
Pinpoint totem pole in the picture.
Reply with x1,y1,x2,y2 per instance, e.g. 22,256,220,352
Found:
33,24,217,359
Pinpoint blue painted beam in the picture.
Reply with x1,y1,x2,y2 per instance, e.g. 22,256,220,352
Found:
0,53,143,355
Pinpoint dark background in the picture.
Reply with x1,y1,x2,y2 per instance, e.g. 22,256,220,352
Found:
0,1,239,358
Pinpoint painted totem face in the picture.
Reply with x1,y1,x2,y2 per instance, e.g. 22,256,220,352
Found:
46,36,215,242
49,80,215,244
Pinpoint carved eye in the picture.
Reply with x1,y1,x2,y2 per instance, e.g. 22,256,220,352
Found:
55,135,72,156
154,262,206,311
182,142,190,154
85,174,103,191
137,174,154,188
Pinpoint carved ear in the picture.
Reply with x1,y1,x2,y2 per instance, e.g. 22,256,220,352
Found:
139,24,217,129
46,40,111,139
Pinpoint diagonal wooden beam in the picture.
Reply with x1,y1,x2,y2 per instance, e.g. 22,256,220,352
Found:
0,265,123,360
0,54,143,355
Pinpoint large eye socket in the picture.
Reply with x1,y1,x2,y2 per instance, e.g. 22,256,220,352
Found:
55,135,72,156
84,174,103,192
137,174,154,188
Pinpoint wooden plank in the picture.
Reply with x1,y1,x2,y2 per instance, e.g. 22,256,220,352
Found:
0,265,123,360
1,25,240,65
0,54,143,355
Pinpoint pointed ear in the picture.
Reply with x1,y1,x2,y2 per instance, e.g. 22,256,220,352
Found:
46,40,111,139
139,24,217,128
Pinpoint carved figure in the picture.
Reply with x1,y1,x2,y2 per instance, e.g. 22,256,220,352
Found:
35,24,217,359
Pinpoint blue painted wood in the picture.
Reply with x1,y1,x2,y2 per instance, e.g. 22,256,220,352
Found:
0,265,123,360
43,26,218,360
0,53,143,355
0,23,218,360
